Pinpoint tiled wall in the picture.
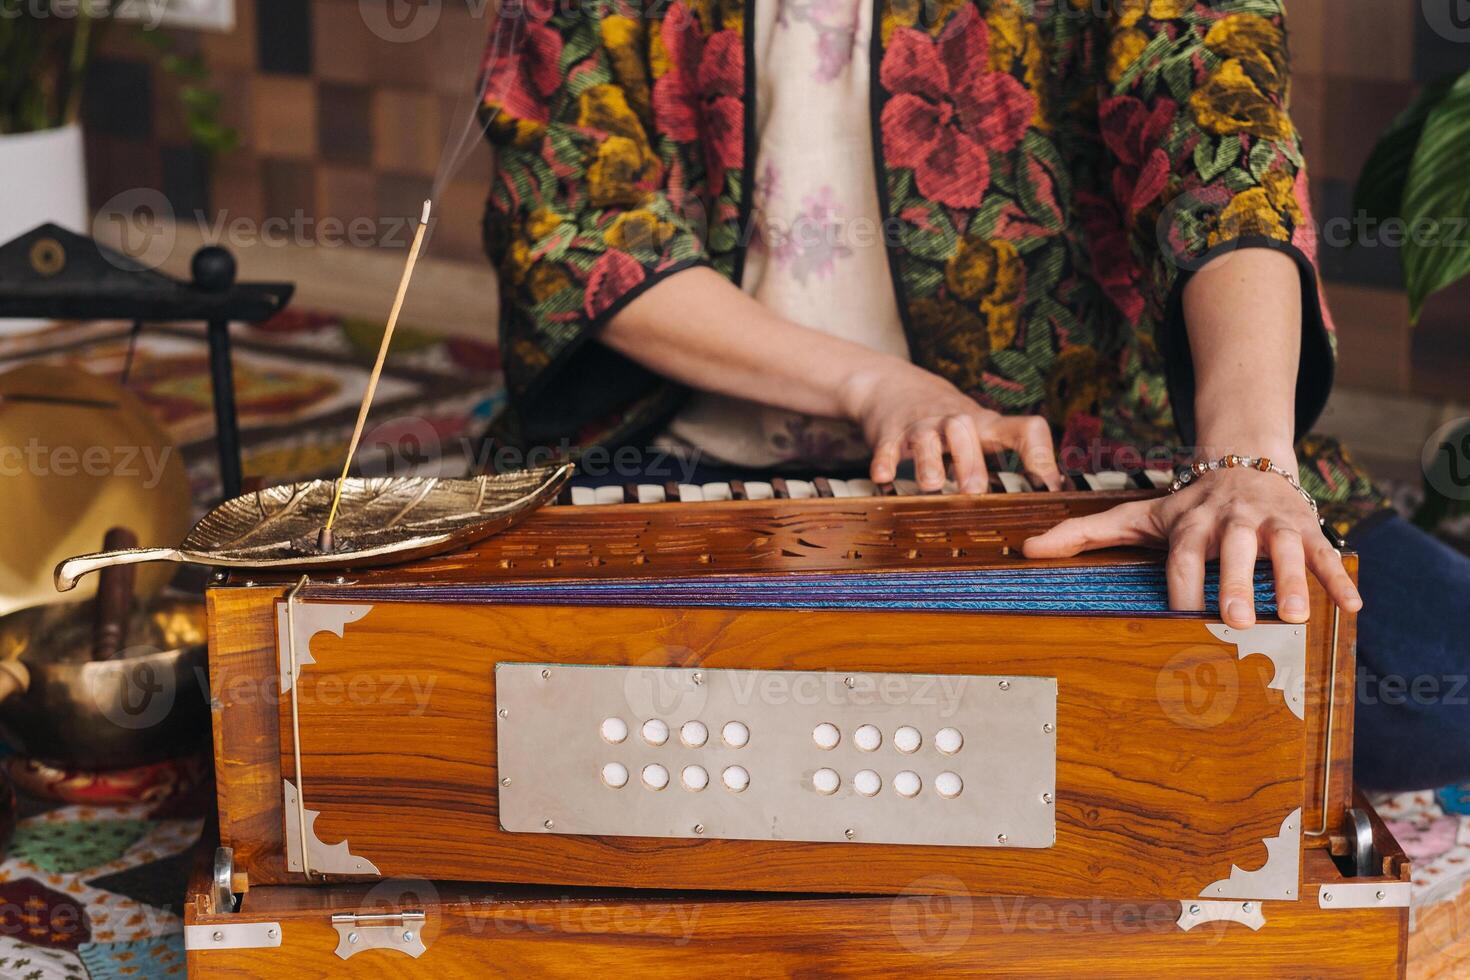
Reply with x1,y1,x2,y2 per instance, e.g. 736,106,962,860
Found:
85,0,496,266
82,0,1466,395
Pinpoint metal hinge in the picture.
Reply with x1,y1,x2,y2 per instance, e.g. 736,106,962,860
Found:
331,911,428,960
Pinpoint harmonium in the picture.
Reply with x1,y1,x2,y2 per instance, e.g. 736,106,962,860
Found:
186,473,1411,977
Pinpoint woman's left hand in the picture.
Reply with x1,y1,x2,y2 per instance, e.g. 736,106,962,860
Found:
1021,462,1363,628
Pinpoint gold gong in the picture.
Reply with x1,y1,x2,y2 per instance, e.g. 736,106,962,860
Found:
0,364,192,616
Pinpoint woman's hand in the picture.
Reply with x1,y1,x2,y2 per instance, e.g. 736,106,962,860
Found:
1021,461,1363,627
839,363,1062,494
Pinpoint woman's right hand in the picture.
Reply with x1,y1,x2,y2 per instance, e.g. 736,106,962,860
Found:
839,362,1062,494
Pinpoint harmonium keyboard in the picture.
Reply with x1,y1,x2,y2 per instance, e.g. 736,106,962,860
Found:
191,479,1411,977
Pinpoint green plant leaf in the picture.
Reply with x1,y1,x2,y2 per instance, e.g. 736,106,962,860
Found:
1354,74,1458,227
1400,71,1470,321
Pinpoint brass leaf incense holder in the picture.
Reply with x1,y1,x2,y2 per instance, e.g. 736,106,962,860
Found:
55,200,572,591
54,466,571,591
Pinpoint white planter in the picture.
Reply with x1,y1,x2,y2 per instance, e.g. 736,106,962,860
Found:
0,124,89,335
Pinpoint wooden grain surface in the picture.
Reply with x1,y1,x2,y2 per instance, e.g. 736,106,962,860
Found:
272,601,1308,897
186,849,1408,979
212,494,1357,892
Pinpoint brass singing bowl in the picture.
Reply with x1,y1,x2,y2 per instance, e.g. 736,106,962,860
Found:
54,463,573,592
0,597,210,770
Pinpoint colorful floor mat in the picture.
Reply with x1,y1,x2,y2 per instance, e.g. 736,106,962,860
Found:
0,792,205,979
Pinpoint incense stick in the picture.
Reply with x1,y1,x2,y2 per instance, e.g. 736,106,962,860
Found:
319,200,433,549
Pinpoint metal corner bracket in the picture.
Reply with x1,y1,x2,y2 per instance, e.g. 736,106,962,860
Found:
1206,623,1306,720
1176,900,1267,932
1200,808,1302,902
283,778,381,876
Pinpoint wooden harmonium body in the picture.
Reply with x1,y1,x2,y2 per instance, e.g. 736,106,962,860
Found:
208,487,1361,907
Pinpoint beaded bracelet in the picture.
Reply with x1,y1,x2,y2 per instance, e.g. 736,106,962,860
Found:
1169,454,1322,524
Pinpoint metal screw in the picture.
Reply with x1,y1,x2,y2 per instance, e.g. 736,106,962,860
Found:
212,571,226,582
1188,904,1201,916
844,828,856,840
498,708,508,718
1043,723,1054,733
500,777,511,787
693,823,705,834
335,575,347,585
1376,890,1386,901
544,818,555,829
1322,892,1333,903
540,668,551,679
348,932,360,945
997,833,1008,843
844,677,856,689
998,680,1010,691
403,931,415,943
267,928,279,940
1241,902,1253,913
212,930,224,942
692,673,703,685
243,580,256,588
1042,792,1054,804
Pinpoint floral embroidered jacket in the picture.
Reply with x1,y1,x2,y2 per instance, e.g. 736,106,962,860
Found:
479,0,1387,532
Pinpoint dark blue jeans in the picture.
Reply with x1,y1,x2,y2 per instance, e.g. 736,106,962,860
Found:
1349,514,1470,792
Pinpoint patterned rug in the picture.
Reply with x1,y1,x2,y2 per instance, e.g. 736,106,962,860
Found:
0,311,507,510
0,768,210,980
2,316,1468,976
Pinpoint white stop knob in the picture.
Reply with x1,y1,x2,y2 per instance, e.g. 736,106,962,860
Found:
722,765,750,792
812,723,841,750
936,771,963,799
894,726,921,753
681,765,709,791
600,718,628,744
854,725,882,752
813,768,840,795
680,720,709,748
642,764,669,790
894,771,921,798
642,719,670,746
935,727,964,754
722,721,750,748
854,769,881,797
601,762,629,789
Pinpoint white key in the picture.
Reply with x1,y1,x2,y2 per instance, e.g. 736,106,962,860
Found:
785,480,816,499
845,479,878,497
893,479,920,496
1143,469,1173,489
593,485,624,505
678,484,704,502
825,479,853,498
997,472,1033,493
1082,472,1131,492
942,480,960,495
702,481,732,501
744,481,775,500
636,484,666,503
570,486,597,506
